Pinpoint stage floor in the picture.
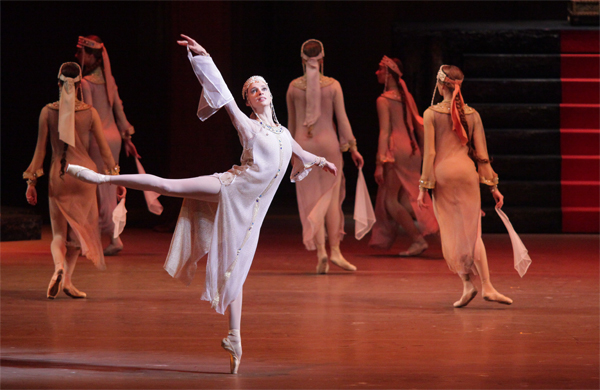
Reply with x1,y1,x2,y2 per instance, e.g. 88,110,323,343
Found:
1,217,598,389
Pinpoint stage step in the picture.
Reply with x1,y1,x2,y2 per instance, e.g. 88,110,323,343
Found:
463,79,561,103
560,104,600,129
486,129,559,155
562,79,600,104
562,181,600,208
562,155,600,181
562,207,600,233
561,129,600,155
472,103,559,128
463,54,560,79
491,155,561,181
561,30,600,53
562,54,600,78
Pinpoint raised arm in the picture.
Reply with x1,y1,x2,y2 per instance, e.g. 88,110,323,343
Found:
24,107,50,205
286,84,297,137
177,34,255,141
374,97,392,185
417,109,436,209
333,81,363,168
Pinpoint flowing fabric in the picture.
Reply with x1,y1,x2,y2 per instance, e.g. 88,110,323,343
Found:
354,168,375,240
135,157,164,215
495,208,532,277
112,197,127,239
164,54,324,314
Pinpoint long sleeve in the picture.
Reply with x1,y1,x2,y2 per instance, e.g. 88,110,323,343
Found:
24,107,49,181
89,107,117,172
187,50,255,141
289,134,326,182
376,97,393,164
110,81,134,138
332,81,356,150
472,111,498,186
419,109,436,188
286,84,297,138
81,80,93,107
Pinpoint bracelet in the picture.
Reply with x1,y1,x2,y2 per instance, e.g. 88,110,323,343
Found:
27,179,37,187
340,139,358,153
418,179,435,190
480,176,499,186
317,157,327,168
105,165,120,175
490,185,498,193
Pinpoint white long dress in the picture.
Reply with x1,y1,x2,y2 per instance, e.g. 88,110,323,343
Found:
164,54,324,315
82,68,134,236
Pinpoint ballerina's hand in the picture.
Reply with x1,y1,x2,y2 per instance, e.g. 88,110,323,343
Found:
417,189,428,209
351,150,364,169
492,188,504,209
323,161,338,176
177,34,208,56
26,185,37,206
374,165,384,186
124,138,141,159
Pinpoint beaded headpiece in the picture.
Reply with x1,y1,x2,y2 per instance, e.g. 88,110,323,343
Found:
76,35,116,107
242,75,268,99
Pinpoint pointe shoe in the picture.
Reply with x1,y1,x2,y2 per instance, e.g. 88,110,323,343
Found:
63,284,87,299
103,243,123,256
221,331,242,374
47,269,64,299
316,256,329,274
399,238,428,257
329,246,357,271
66,164,108,184
483,291,513,305
453,288,478,308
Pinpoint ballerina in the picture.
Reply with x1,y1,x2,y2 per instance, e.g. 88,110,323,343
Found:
67,34,336,373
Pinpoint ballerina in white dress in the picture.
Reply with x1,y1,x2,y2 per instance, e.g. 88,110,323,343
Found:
67,34,337,374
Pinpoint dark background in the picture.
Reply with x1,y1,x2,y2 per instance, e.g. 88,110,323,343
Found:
2,1,569,226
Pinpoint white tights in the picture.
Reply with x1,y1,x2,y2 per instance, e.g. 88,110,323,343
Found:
107,173,221,202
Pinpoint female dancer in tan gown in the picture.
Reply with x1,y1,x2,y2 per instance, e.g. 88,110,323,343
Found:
370,56,439,256
417,65,512,308
24,62,119,299
286,39,364,274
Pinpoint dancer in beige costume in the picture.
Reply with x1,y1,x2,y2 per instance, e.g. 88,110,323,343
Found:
24,62,120,299
417,65,512,308
370,56,439,256
75,35,139,256
286,39,364,274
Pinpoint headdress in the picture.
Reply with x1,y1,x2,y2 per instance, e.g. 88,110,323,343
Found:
77,36,117,107
432,65,468,145
380,55,424,132
300,39,325,131
241,75,280,126
57,62,82,147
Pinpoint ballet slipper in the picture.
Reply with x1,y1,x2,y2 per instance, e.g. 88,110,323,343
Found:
453,287,478,308
483,290,513,305
329,246,357,271
399,237,428,257
221,329,242,374
316,244,329,274
47,269,64,299
66,164,110,184
103,237,123,256
63,284,87,299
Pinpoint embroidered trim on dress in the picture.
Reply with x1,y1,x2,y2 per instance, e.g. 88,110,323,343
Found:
291,75,335,90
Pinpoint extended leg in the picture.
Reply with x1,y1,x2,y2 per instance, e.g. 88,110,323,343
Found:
474,238,513,305
67,165,221,202
62,230,86,299
222,290,243,374
315,225,329,274
47,208,68,299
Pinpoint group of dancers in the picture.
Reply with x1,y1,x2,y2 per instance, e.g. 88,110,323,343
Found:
25,34,517,374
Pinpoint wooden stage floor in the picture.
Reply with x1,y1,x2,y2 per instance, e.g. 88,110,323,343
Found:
1,216,598,389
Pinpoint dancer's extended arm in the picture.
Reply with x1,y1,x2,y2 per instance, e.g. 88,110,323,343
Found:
289,136,337,181
332,81,364,169
417,109,436,209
